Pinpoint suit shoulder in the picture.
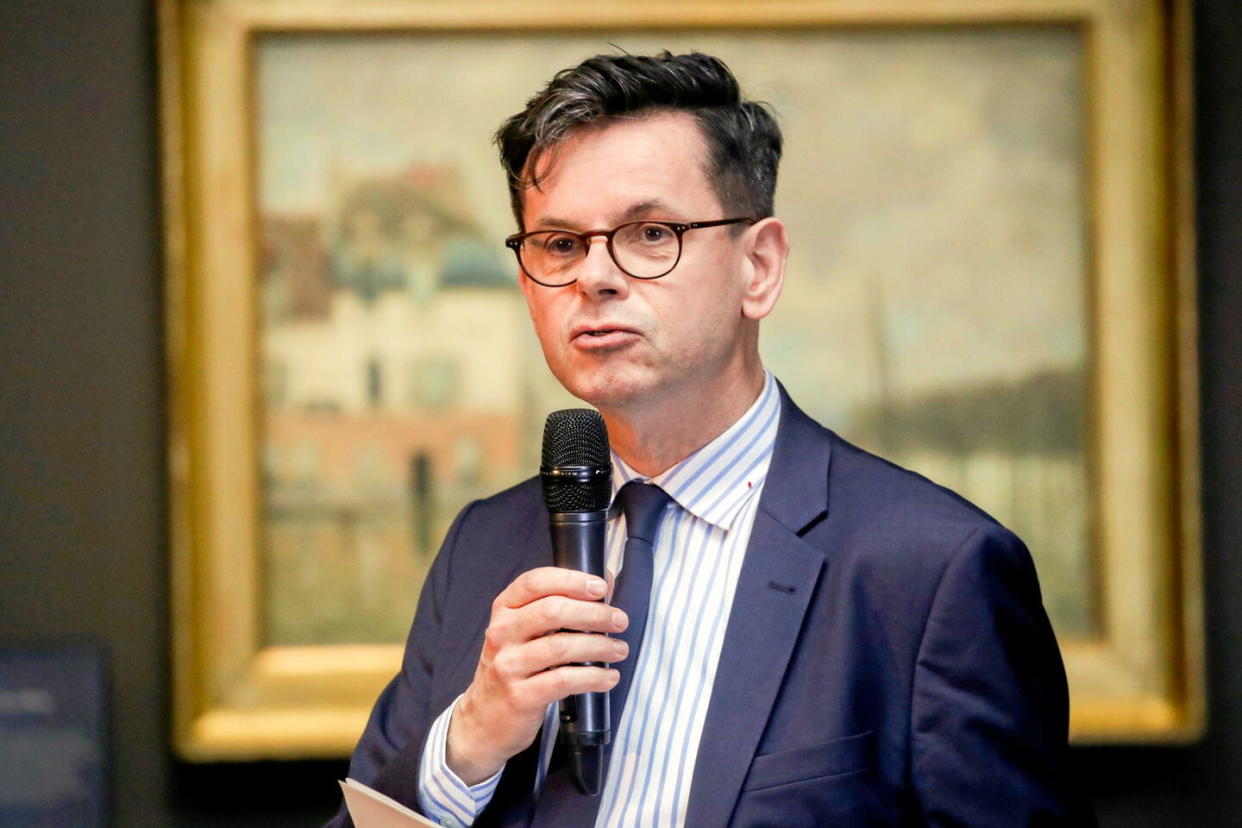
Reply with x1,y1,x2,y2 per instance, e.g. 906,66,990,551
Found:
811,431,1040,619
431,476,548,602
445,474,547,557
463,474,544,524
824,430,1015,549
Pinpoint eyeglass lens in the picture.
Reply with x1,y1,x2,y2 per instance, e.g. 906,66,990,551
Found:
520,222,680,285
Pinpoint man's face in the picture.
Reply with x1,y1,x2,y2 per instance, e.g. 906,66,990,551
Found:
517,112,757,413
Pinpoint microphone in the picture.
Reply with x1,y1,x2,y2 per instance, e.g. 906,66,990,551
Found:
540,409,612,796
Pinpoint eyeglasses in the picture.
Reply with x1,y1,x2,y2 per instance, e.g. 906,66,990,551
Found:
505,217,758,287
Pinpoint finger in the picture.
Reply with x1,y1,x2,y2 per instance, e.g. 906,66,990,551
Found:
497,566,608,610
521,665,621,706
497,632,628,679
505,594,627,643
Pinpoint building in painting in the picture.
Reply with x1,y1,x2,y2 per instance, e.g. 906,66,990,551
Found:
258,163,528,645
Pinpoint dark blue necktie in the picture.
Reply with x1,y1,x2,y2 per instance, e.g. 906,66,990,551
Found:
530,481,673,827
606,481,673,731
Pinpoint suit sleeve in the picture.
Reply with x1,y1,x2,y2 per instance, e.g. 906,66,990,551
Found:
909,525,1094,826
324,501,479,828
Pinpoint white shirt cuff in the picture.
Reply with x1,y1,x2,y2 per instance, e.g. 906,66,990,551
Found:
417,695,503,827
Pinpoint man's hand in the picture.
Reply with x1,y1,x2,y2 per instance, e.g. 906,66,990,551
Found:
446,567,628,785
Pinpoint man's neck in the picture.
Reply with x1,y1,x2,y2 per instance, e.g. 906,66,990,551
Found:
601,366,767,478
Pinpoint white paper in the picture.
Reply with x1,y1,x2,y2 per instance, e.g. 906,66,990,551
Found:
339,778,438,827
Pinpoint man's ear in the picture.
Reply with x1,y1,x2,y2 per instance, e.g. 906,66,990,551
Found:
740,217,789,321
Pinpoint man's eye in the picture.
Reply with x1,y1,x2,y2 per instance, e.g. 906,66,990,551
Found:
543,234,581,256
640,225,670,242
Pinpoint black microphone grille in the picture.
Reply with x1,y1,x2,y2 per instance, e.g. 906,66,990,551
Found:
541,409,612,512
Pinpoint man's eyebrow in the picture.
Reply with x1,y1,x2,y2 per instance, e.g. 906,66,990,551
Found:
530,215,585,231
530,200,681,231
615,200,678,223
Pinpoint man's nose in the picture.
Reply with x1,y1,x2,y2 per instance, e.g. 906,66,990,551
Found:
575,236,629,299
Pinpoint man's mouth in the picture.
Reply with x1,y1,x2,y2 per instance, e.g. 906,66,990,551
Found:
571,325,638,348
572,323,632,339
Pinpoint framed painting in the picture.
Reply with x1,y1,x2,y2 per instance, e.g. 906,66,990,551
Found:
160,0,1201,759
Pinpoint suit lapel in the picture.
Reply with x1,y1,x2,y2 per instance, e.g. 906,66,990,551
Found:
684,387,834,826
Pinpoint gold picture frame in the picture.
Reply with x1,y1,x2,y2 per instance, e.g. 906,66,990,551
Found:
161,0,1201,759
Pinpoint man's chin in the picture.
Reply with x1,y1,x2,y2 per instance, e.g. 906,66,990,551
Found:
558,369,655,412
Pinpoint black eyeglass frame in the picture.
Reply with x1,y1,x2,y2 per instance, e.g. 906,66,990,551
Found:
504,217,760,287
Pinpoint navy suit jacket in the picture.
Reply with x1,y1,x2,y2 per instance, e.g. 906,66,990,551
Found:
329,388,1089,826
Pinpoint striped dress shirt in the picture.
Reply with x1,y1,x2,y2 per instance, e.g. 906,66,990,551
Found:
419,370,782,826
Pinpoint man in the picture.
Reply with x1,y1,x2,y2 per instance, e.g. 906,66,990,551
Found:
329,52,1086,826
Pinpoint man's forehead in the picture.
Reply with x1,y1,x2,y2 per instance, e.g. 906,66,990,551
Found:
535,109,704,161
528,199,681,231
519,111,716,224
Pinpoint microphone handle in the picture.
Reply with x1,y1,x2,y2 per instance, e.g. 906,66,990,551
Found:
548,511,610,748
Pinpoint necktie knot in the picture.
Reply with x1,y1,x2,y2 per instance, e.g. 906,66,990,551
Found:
616,481,673,544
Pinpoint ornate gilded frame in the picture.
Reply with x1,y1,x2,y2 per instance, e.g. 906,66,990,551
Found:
160,0,1201,759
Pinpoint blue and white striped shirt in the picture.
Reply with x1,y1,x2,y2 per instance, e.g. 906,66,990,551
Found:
419,370,783,826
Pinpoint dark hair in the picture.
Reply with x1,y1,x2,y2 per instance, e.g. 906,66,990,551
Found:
495,51,782,228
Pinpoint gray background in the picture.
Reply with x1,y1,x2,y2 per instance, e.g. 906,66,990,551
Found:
0,1,1238,824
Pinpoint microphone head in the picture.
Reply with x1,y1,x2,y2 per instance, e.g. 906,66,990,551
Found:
541,409,612,512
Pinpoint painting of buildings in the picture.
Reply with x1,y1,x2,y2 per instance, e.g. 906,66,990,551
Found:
259,164,528,645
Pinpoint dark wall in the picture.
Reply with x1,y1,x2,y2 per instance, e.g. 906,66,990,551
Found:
0,1,1237,825
0,0,174,824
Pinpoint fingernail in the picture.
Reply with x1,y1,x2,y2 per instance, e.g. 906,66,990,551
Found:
587,578,607,597
608,669,621,684
612,610,626,629
613,639,629,656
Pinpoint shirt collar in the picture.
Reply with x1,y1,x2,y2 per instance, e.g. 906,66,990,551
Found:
609,370,783,531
